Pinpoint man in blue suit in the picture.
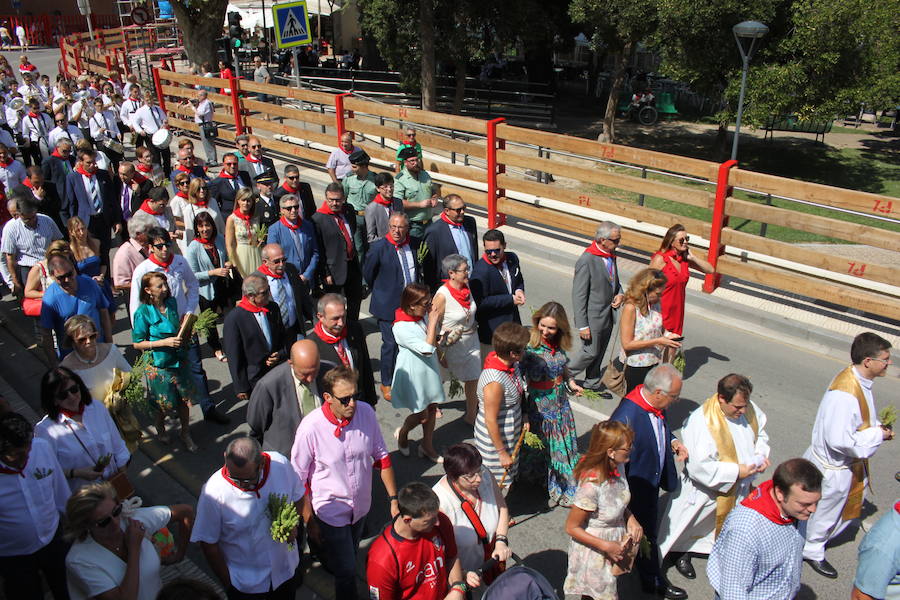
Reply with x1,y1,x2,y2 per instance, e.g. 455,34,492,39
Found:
363,212,421,401
470,229,525,355
64,147,121,261
267,192,319,286
422,194,477,291
610,363,689,600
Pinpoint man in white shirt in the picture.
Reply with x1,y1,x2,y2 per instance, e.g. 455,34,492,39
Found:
70,90,94,142
20,97,51,166
0,142,26,191
89,96,122,169
802,332,894,579
131,93,171,178
192,436,304,599
0,412,71,600
1,195,62,297
47,112,83,149
17,72,45,105
187,89,217,165
118,86,142,138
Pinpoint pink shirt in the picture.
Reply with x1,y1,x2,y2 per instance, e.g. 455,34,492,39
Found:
290,402,389,527
111,239,146,288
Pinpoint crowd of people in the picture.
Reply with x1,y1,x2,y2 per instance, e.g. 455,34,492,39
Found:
0,56,896,600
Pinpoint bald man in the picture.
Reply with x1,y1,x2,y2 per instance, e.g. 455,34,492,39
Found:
247,339,324,457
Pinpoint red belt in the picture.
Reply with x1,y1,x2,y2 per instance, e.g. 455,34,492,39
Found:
529,375,563,390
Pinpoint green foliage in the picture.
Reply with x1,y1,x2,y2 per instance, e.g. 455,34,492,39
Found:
523,431,545,449
122,352,152,412
448,376,464,400
266,493,301,550
169,0,230,67
879,406,897,428
569,0,659,53
193,309,220,339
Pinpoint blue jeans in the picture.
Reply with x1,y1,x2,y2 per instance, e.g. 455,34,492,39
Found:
378,319,398,386
187,335,214,413
312,514,366,600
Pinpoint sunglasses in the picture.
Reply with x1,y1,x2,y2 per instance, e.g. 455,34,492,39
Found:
484,248,503,255
333,393,360,406
268,257,286,264
226,469,260,487
282,205,299,211
249,144,261,149
56,384,80,400
55,271,76,281
95,502,123,528
605,237,622,244
286,175,299,180
151,242,171,249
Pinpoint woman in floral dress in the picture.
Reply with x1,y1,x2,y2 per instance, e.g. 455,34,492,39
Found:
520,301,583,506
564,420,642,600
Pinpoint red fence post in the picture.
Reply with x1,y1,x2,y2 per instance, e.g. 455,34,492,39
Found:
703,159,738,293
152,67,166,113
229,76,244,135
59,38,69,76
486,118,507,229
73,45,83,73
333,93,352,141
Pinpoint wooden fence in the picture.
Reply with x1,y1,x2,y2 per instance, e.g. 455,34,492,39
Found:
153,67,900,321
59,26,171,80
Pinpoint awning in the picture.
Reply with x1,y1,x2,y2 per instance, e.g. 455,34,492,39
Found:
225,0,340,29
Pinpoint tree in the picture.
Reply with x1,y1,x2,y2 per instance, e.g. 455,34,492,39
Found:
569,0,659,143
169,0,230,68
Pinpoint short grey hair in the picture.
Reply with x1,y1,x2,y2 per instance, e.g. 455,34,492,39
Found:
594,221,621,242
643,363,681,395
279,193,298,208
225,436,261,468
241,272,268,296
127,211,156,238
235,134,250,146
442,253,468,275
317,292,346,315
56,138,73,150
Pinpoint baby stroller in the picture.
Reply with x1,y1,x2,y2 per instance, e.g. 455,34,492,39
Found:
481,565,559,600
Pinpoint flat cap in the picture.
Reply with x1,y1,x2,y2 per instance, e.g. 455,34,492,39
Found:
254,169,278,185
398,146,418,160
348,149,370,165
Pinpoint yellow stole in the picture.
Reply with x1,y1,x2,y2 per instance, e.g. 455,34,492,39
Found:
702,394,758,536
828,366,872,521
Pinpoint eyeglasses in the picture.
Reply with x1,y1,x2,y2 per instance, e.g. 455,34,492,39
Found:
447,206,466,213
604,237,622,244
56,384,80,400
95,502,123,528
177,181,189,186
484,248,503,255
226,468,260,487
459,471,482,482
55,271,76,281
151,242,171,249
867,356,892,364
286,175,299,180
249,144,261,149
268,257,286,264
282,205,299,211
332,392,359,406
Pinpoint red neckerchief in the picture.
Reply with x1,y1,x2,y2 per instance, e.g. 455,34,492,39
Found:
133,173,148,185
317,202,338,216
402,139,415,147
442,280,471,310
75,164,95,179
339,145,353,155
314,321,350,367
279,216,300,231
194,196,209,208
195,236,215,246
543,339,560,355
135,162,153,174
386,234,409,249
373,193,392,207
27,111,41,119
741,480,794,525
281,181,298,193
483,351,514,375
218,169,237,179
237,296,268,313
244,153,261,164
482,253,505,267
322,401,351,438
0,157,12,168
895,500,900,515
174,190,188,200
148,253,174,271
585,241,614,258
232,207,252,225
221,452,271,498
52,149,68,160
176,164,191,174
449,479,490,550
318,204,354,258
140,199,164,216
20,63,36,72
0,462,25,477
611,466,621,478
259,263,282,279
59,402,85,419
440,212,462,227
625,385,664,419
393,308,421,324
22,178,35,189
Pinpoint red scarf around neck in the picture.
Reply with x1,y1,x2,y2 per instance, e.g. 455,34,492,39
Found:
140,199,164,216
279,216,300,231
0,462,25,477
0,157,12,168
585,241,614,258
218,169,237,179
27,111,41,119
221,452,271,498
135,162,153,174
442,280,471,310
482,253,505,267
52,149,69,160
340,145,353,155
741,480,794,525
237,296,268,313
244,153,260,163
314,321,347,345
22,178,35,189
232,207,252,225
317,202,340,216
483,351,515,375
148,253,174,270
386,233,409,249
322,401,351,438
195,236,215,247
281,181,297,193
59,402,86,419
373,193,392,207
194,196,209,208
174,190,188,200
625,385,664,419
440,212,462,227
259,263,282,280
393,307,421,323
543,338,560,355
176,164,191,173
75,164,95,179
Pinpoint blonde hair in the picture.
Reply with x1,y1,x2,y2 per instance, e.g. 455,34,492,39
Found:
63,314,97,343
65,482,117,542
528,301,573,352
624,268,667,313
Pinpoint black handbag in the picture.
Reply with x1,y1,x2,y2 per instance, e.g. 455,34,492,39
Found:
201,121,219,139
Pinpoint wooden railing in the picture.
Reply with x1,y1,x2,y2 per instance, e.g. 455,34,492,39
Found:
152,68,900,321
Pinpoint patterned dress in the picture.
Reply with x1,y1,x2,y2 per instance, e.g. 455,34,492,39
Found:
474,366,525,481
131,297,197,410
520,344,580,505
228,214,262,277
564,474,631,600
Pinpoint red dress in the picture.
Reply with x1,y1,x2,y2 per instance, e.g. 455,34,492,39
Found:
654,250,690,335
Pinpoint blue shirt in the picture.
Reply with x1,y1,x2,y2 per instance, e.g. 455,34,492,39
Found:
855,504,900,600
40,277,111,356
446,221,474,268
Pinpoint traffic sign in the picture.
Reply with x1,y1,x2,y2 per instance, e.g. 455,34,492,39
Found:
130,6,152,25
272,1,312,49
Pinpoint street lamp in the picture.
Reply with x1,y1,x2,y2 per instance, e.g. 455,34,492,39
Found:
731,20,768,160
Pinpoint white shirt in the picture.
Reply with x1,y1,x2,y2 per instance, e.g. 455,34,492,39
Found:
34,400,131,493
71,99,93,128
6,106,23,130
325,147,357,180
191,452,303,594
119,97,142,128
169,196,224,254
194,99,213,124
129,255,200,324
17,83,46,103
0,158,27,191
66,506,171,600
48,124,84,149
89,110,121,143
21,112,52,144
0,437,70,556
131,105,166,135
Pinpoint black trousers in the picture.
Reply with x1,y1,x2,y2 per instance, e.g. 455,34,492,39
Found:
225,567,301,600
0,524,70,600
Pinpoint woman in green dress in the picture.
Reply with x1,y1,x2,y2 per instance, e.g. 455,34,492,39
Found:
131,271,198,452
520,301,583,507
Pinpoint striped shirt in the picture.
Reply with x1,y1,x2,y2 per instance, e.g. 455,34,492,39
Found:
0,216,63,267
474,367,524,481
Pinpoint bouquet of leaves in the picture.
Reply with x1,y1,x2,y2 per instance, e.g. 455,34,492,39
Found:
266,493,300,550
447,376,464,400
121,351,152,411
193,308,220,338
93,453,112,472
580,389,607,402
523,431,545,450
879,405,896,429
251,223,268,245
416,241,429,264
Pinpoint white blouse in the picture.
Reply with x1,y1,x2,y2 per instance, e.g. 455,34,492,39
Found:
432,467,501,571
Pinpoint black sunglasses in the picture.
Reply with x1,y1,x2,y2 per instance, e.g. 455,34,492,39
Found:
95,502,123,528
282,205,299,211
484,248,502,255
55,271,76,281
333,393,360,406
56,384,80,400
151,242,171,249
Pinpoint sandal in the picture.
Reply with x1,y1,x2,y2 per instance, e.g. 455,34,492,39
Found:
394,427,410,457
214,350,228,362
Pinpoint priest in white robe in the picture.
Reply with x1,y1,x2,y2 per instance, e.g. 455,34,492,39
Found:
657,373,770,579
801,332,894,580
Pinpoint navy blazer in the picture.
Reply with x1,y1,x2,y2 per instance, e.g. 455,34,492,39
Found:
63,169,121,229
208,171,252,213
609,391,678,493
422,215,478,290
470,252,525,345
363,236,422,321
223,302,290,396
311,320,377,406
41,154,76,213
311,206,358,286
111,176,154,217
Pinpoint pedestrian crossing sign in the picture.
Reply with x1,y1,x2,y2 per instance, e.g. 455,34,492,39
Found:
272,1,312,48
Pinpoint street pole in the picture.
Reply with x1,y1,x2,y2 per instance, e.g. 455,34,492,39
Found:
317,0,321,51
731,54,750,161
730,21,768,161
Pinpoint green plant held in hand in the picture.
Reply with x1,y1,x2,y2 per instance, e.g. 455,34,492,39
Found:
267,493,300,550
416,241,429,264
193,309,220,338
580,388,606,402
251,223,268,244
523,431,545,450
122,351,151,411
639,535,651,559
448,376,463,400
879,405,896,429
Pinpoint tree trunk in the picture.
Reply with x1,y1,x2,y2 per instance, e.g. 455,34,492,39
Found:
170,0,229,69
452,58,466,114
599,41,633,144
713,123,729,161
419,0,436,111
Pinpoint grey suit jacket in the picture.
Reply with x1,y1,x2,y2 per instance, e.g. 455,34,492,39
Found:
364,197,405,242
571,251,622,331
246,361,323,457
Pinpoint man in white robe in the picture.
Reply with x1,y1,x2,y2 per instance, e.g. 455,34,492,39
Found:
802,332,894,579
658,373,771,579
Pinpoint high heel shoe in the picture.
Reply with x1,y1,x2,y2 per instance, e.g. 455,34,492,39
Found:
180,431,198,453
394,427,410,457
417,445,443,464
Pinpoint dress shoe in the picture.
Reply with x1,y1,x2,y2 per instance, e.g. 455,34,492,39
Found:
380,384,392,402
805,558,838,579
674,554,696,579
642,582,687,600
203,406,231,425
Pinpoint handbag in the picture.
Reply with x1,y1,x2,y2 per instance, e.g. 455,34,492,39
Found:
201,121,218,139
22,296,42,317
449,479,506,584
599,317,627,397
610,532,639,576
